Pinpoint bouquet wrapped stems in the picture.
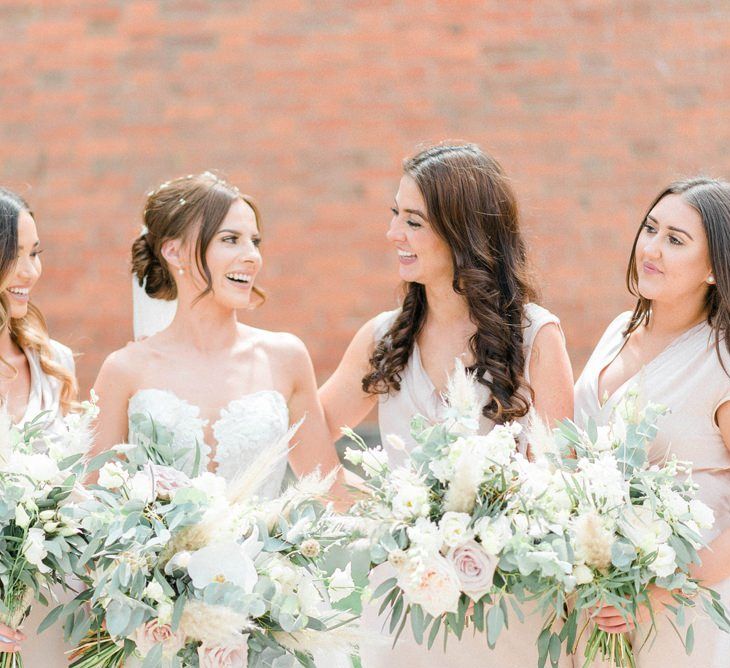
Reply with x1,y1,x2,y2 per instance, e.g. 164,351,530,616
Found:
583,626,635,668
0,581,34,668
68,630,126,668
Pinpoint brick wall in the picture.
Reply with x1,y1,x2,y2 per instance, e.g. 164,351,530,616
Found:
1,0,729,396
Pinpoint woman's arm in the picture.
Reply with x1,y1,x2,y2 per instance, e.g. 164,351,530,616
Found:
687,401,730,586
276,334,350,507
529,322,574,426
91,348,136,459
318,317,380,441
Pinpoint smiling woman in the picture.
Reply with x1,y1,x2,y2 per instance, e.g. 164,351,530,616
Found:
574,177,730,667
319,143,574,667
0,187,79,664
91,170,345,528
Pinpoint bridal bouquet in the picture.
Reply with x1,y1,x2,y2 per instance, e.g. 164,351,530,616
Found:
343,362,529,651
0,398,97,668
60,417,359,668
524,392,730,667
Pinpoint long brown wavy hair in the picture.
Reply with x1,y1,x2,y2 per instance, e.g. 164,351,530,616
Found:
132,171,265,307
0,188,78,414
625,177,730,365
362,144,539,423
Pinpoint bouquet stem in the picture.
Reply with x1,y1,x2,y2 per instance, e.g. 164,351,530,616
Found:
0,581,33,668
583,626,635,668
69,630,126,668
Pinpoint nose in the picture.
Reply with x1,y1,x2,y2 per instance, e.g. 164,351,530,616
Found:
241,242,260,265
16,256,39,281
642,234,661,259
386,217,405,242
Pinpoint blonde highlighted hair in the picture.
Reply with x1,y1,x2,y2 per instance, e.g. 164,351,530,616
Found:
0,188,78,415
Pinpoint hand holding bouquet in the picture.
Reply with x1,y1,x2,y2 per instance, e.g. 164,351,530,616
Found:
0,397,97,667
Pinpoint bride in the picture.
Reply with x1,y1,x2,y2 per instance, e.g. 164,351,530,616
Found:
92,171,341,494
92,171,349,665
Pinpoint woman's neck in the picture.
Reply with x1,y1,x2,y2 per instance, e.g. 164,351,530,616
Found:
0,326,19,359
164,295,240,351
645,298,708,338
423,280,471,328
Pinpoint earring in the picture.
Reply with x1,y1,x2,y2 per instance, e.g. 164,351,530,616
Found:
178,267,185,276
708,275,716,284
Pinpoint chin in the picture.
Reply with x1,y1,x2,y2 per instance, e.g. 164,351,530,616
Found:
9,305,28,320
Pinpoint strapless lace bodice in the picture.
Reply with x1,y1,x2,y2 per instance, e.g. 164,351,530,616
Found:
127,388,290,498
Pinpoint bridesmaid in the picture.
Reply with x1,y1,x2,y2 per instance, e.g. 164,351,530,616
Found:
320,143,574,666
574,177,730,667
0,188,78,665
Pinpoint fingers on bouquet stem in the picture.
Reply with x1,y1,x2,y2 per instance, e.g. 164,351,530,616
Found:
592,604,635,633
0,624,25,654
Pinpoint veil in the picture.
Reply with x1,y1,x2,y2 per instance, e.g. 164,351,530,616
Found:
131,226,178,341
131,277,177,341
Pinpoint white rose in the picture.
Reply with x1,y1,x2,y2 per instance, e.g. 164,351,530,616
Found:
449,540,496,601
190,472,228,500
407,518,442,555
22,527,50,573
398,554,461,618
392,481,430,520
649,543,677,578
659,488,690,521
144,581,165,603
98,461,129,489
474,515,512,556
10,452,61,483
128,470,156,503
439,512,473,549
689,499,715,530
157,601,174,625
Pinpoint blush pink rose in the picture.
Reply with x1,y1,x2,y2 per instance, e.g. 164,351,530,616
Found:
150,464,192,500
198,641,249,668
449,539,497,602
132,619,185,658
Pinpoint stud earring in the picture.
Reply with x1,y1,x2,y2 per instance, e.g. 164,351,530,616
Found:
708,275,716,284
178,267,185,276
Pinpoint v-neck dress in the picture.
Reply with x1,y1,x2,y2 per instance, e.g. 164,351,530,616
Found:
573,312,730,667
360,303,571,668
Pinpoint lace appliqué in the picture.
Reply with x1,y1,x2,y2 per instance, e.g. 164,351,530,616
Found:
127,389,289,497
212,391,289,498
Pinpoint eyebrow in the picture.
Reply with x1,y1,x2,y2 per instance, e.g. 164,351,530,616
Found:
218,229,262,237
646,215,694,241
17,241,40,250
393,200,427,219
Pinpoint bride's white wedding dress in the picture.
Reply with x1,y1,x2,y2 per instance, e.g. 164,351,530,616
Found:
126,387,351,668
128,387,289,488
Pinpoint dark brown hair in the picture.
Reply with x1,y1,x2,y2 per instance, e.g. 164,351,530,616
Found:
362,143,539,423
625,177,730,363
132,171,265,305
0,188,78,414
